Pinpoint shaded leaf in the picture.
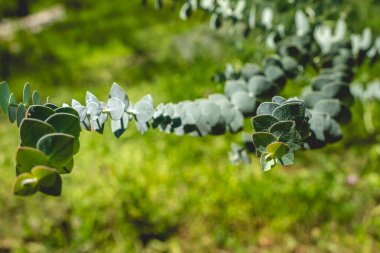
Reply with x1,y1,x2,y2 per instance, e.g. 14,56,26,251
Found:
20,118,55,147
37,133,75,166
46,113,81,138
272,101,305,121
252,114,279,132
252,132,277,153
26,105,55,121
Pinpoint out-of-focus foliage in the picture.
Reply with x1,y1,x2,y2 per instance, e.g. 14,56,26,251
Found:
1,0,380,252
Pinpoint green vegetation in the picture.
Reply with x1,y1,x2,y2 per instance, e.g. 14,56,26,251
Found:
1,1,380,252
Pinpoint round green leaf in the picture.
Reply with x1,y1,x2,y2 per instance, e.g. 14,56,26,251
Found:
39,174,62,196
26,105,55,121
20,118,55,147
252,114,279,132
31,166,62,196
13,173,38,196
44,103,59,110
31,165,59,187
252,132,277,153
266,142,290,158
269,121,302,150
46,113,81,138
37,133,75,166
272,102,305,121
16,147,49,175
55,107,80,118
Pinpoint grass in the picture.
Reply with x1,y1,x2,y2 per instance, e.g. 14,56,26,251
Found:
1,1,380,252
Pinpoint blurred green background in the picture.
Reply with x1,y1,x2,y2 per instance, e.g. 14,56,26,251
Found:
1,1,380,252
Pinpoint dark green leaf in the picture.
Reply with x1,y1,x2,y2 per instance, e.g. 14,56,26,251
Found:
269,121,302,150
252,114,279,132
31,166,62,196
55,107,79,118
46,113,81,138
252,132,277,153
272,102,305,121
26,105,55,121
37,133,75,166
31,165,58,187
20,118,55,147
44,103,58,110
